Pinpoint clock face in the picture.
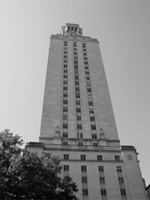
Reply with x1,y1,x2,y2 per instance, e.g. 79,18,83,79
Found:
127,155,132,160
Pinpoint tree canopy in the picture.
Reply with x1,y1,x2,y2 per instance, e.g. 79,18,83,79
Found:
0,130,78,200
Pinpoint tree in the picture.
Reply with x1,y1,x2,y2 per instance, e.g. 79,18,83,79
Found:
0,130,78,200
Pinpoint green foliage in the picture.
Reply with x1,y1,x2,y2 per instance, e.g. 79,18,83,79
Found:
0,130,78,200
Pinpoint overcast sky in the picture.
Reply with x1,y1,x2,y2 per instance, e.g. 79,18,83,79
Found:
0,0,149,185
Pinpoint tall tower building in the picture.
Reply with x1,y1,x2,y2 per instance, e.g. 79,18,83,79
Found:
27,23,147,200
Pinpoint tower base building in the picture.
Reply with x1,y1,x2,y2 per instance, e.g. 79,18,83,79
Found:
27,23,147,200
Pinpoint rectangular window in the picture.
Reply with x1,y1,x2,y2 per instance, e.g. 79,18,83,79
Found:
82,189,88,196
77,115,81,121
98,166,104,172
63,123,68,129
64,165,69,171
77,124,82,129
83,53,87,56
63,107,67,112
86,76,90,81
74,65,78,70
64,51,67,54
75,81,79,86
63,80,67,85
120,189,126,196
84,57,87,60
82,177,87,183
64,41,67,46
63,86,67,91
93,143,98,146
63,99,68,104
63,93,67,98
77,132,83,139
90,116,95,122
81,155,86,160
64,64,67,68
118,177,124,184
92,134,97,139
84,61,88,65
64,55,67,59
64,154,69,160
74,48,77,51
116,166,122,172
64,60,67,63
75,75,79,80
87,83,91,87
78,142,83,146
74,52,77,55
64,69,67,73
63,142,68,145
85,66,89,70
115,156,120,161
91,124,96,130
97,155,102,161
87,88,92,93
100,177,105,184
64,47,67,50
63,132,68,138
63,74,67,79
89,101,93,106
63,114,67,120
101,189,107,196
81,166,87,172
76,100,80,106
74,70,78,75
85,71,89,75
74,61,78,64
75,87,80,92
76,107,81,113
89,110,94,114
73,42,77,46
83,49,86,52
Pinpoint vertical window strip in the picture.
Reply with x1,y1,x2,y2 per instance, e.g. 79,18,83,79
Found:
116,166,127,199
73,42,83,138
81,165,88,198
82,43,97,139
98,165,107,199
62,42,68,138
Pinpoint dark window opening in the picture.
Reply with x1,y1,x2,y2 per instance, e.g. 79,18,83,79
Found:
63,132,68,138
97,155,103,161
64,154,69,160
115,156,120,161
101,189,107,196
64,165,69,171
81,166,87,172
100,177,105,184
98,166,104,172
63,142,68,145
63,123,68,129
92,134,97,139
82,189,88,196
91,124,96,130
82,177,87,183
81,155,86,160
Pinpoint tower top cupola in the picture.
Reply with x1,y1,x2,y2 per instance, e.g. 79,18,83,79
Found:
61,23,82,36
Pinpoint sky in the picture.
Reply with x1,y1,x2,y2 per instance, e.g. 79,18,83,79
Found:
0,0,149,185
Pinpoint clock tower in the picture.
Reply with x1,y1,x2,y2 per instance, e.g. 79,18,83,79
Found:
27,23,147,200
